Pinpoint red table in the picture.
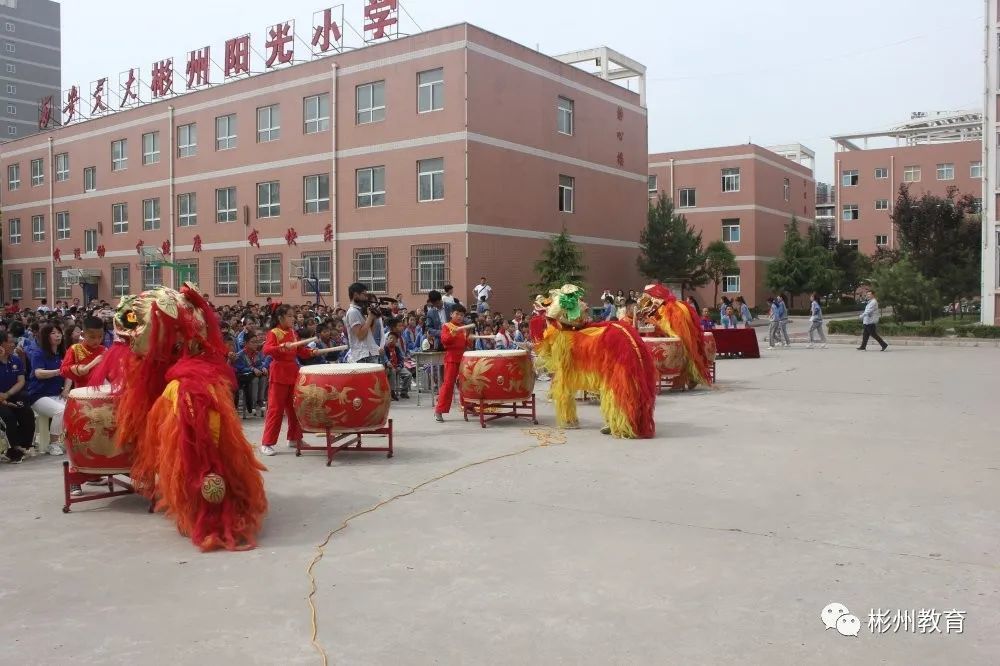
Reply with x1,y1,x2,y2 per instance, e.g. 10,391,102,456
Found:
711,328,760,359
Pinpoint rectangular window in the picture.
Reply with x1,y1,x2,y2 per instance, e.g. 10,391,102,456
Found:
417,68,444,113
216,113,236,150
255,255,282,296
356,166,386,208
874,167,888,179
111,139,127,171
84,166,96,192
875,199,889,211
5,22,12,32
216,187,237,223
112,202,128,234
970,161,982,179
6,125,14,136
177,123,197,157
4,44,13,54
256,181,280,218
112,265,130,298
55,153,69,181
84,229,97,253
30,158,42,186
783,178,790,202
304,174,330,213
301,253,332,295
679,187,696,208
143,197,160,231
841,169,859,187
7,217,19,245
6,103,14,114
843,239,859,249
557,96,574,135
903,165,921,182
5,83,14,94
722,272,740,294
142,264,163,291
936,163,954,181
721,167,740,192
875,235,888,247
31,269,45,300
256,104,280,142
55,211,69,240
558,175,574,213
721,219,741,243
142,131,160,165
304,93,330,133
31,214,43,242
353,247,387,293
647,175,657,194
178,193,197,227
411,244,447,292
56,272,71,299
7,162,18,190
355,82,385,125
7,270,21,300
172,260,198,290
4,63,11,73
417,158,444,202
842,204,859,221
215,258,239,297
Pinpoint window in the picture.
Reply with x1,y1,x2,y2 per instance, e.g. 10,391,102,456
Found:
557,96,574,135
875,235,888,247
304,93,330,133
5,22,12,32
721,167,740,192
143,198,160,231
84,229,97,253
112,265,130,298
6,103,13,114
841,169,859,187
5,83,14,94
112,202,128,234
6,125,14,136
5,63,13,73
304,174,330,213
903,165,921,182
353,247,387,293
31,269,45,300
842,204,859,221
7,270,21,300
55,153,68,181
301,253,332,294
256,104,280,142
256,181,280,218
30,158,42,186
142,131,160,164
936,163,954,181
843,239,859,249
558,175,574,213
56,272,71,299
178,193,197,227
356,166,385,207
875,199,889,211
255,255,282,296
417,158,444,202
216,187,237,223
677,187,696,208
111,139,127,171
7,217,19,245
722,272,740,294
355,83,384,125
417,68,444,113
216,114,236,150
177,123,196,157
721,219,741,243
84,166,96,192
172,260,198,290
874,167,888,179
647,175,657,194
783,178,790,202
7,163,18,190
215,258,239,297
971,197,983,214
4,43,13,54
31,214,43,242
142,264,162,291
55,211,69,240
970,161,982,179
411,245,447,292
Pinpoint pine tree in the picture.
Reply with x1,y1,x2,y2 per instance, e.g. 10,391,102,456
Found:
703,240,738,307
765,217,838,307
530,227,587,294
637,193,708,290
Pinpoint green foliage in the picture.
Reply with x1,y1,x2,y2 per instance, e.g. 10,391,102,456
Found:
870,256,941,324
703,240,738,307
955,325,1000,339
530,227,586,294
637,194,708,290
765,218,839,307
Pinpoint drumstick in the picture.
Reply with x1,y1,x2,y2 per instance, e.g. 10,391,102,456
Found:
312,345,348,355
283,337,316,349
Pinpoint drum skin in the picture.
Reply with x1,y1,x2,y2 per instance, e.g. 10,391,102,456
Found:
64,386,130,474
642,337,685,376
459,350,535,403
294,364,391,433
703,332,718,363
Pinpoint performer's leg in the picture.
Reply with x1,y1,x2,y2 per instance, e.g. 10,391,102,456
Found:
261,381,285,446
284,384,303,443
435,362,459,415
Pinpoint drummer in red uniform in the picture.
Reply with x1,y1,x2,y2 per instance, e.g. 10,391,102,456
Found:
434,304,473,422
60,316,106,388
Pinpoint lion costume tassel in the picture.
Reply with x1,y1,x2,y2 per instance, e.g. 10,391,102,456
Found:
640,284,712,388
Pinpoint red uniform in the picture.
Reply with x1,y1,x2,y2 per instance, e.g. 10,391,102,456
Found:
434,322,468,415
60,342,105,387
529,313,547,343
261,326,313,446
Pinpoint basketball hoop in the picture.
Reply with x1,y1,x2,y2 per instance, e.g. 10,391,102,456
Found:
139,246,165,267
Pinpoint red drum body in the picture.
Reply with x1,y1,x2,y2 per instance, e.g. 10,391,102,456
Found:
642,337,685,376
64,386,130,474
703,332,718,363
459,350,535,403
294,364,391,433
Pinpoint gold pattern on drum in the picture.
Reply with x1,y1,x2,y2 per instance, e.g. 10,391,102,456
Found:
363,380,391,428
460,357,530,397
71,402,117,457
295,375,354,426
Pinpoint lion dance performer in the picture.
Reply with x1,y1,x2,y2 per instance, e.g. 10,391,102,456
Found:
639,283,712,389
534,285,657,439
93,284,267,552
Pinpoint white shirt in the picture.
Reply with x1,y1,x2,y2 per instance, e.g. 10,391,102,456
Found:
861,299,880,325
473,283,493,302
346,304,381,362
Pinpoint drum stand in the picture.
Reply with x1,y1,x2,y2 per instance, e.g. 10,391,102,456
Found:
297,419,394,467
62,461,139,514
461,394,538,429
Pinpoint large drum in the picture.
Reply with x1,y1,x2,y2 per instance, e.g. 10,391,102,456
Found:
294,364,391,433
64,386,130,475
642,337,685,376
459,349,535,403
703,332,718,363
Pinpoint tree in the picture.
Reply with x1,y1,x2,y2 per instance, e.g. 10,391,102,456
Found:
765,217,839,307
830,241,873,297
871,256,941,324
637,194,708,291
530,227,587,294
703,240,738,306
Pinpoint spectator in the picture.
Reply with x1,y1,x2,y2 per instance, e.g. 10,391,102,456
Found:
473,277,493,304
494,320,514,349
425,290,445,351
0,331,35,463
305,322,338,365
27,324,71,458
699,308,715,331
476,325,496,351
345,283,382,364
384,331,411,400
600,296,616,322
722,306,738,329
235,335,268,418
402,315,423,354
441,284,457,318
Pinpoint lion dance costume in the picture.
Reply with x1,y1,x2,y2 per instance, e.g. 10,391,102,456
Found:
93,284,267,551
534,285,657,439
639,284,713,389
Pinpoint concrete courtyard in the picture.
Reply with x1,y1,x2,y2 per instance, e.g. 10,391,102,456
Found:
1,341,998,665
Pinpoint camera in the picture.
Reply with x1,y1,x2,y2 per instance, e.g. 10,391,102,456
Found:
360,295,382,317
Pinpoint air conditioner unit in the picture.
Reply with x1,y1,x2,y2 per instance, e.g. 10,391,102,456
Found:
288,259,306,279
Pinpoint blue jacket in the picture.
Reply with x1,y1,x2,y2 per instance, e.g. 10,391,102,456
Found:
234,350,267,376
425,307,444,344
402,327,423,354
26,347,63,404
775,300,788,321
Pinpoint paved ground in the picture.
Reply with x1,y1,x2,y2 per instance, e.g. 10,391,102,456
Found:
2,341,998,665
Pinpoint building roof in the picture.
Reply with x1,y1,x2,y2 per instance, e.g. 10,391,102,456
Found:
832,110,982,151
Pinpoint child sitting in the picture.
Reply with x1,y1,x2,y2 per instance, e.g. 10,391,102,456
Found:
700,308,715,331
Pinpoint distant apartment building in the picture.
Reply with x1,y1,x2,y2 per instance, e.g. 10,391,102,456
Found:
648,143,816,307
815,181,835,232
983,5,1000,325
0,0,60,141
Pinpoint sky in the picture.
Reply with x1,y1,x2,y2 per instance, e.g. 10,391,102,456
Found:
61,0,983,183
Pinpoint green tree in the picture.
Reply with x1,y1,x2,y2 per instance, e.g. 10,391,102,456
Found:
530,226,587,294
637,194,708,291
765,217,839,307
871,256,941,324
703,240,738,307
830,241,873,296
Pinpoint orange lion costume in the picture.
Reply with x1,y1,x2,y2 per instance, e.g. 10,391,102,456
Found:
639,283,712,388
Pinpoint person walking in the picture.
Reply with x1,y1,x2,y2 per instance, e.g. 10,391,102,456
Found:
857,289,889,351
766,297,780,349
775,295,791,346
807,293,828,348
735,296,753,328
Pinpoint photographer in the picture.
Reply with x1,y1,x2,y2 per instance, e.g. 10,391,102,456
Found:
346,282,382,364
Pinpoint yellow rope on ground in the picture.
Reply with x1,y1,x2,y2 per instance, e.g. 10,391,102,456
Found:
305,427,567,665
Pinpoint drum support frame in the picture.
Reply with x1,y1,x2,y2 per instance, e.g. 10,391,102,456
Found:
297,419,394,467
655,361,716,393
62,461,139,513
461,394,538,429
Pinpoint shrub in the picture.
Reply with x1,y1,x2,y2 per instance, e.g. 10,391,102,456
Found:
956,325,1000,339
827,320,862,335
827,320,946,337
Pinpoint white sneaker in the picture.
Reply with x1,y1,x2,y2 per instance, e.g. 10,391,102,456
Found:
70,485,83,497
48,444,65,456
767,345,775,350
260,445,276,456
807,343,814,349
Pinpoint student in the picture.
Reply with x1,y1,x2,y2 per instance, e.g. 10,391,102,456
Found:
434,304,472,422
60,316,106,388
808,293,828,348
735,296,753,328
384,331,411,400
700,308,715,331
235,335,268,418
260,305,321,456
